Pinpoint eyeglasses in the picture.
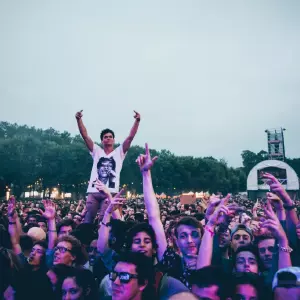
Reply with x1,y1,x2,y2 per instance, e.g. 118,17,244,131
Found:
109,271,139,284
54,246,72,254
259,246,276,254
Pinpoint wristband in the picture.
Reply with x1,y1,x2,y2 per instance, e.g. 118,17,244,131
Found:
283,204,296,211
9,222,16,225
48,230,57,233
101,221,110,227
205,226,215,237
277,244,293,253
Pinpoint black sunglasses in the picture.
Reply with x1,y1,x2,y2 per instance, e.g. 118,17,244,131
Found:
109,271,139,284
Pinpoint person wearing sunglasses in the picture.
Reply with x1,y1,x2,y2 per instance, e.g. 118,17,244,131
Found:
108,251,155,300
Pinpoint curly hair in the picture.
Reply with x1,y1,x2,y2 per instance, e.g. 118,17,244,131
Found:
56,235,88,266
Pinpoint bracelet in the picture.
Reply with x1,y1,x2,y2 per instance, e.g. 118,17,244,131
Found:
283,204,296,211
48,230,57,233
101,221,110,227
205,226,215,237
277,244,293,253
9,222,16,225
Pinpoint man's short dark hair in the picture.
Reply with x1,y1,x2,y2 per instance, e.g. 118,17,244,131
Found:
126,223,158,251
189,266,227,298
254,235,275,247
233,245,263,271
57,219,75,234
175,216,203,238
114,251,155,287
33,240,48,250
228,272,265,299
100,129,115,141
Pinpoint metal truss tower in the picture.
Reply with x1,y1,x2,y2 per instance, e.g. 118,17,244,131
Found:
265,128,286,161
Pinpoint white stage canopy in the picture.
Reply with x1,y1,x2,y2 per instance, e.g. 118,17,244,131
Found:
247,160,299,191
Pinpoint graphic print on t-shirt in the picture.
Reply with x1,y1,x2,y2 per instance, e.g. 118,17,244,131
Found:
96,156,116,188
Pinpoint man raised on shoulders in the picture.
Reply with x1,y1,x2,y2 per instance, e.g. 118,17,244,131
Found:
75,109,141,223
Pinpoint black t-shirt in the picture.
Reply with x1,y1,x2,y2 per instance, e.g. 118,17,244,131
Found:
15,267,54,300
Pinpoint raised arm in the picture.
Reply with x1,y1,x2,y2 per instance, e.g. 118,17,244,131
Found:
40,200,57,250
75,110,94,152
96,187,125,254
122,111,141,154
197,195,231,269
261,199,292,269
263,172,298,243
267,192,286,221
8,196,22,255
76,200,84,213
136,143,167,261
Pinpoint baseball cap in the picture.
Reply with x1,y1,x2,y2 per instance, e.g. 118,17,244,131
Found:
231,224,253,241
272,267,300,290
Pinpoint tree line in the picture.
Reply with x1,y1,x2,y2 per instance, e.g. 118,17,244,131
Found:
0,121,299,199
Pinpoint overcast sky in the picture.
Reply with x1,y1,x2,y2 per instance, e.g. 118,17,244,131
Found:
0,1,299,167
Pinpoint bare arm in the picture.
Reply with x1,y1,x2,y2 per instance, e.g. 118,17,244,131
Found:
40,200,57,250
197,196,231,269
97,210,112,255
143,170,167,261
262,199,292,269
76,200,83,213
47,218,57,250
277,236,292,269
123,111,141,154
267,193,286,221
97,195,125,254
136,144,167,261
75,110,94,152
9,222,22,255
7,197,22,255
264,173,299,241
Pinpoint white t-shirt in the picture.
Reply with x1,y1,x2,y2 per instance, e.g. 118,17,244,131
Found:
87,144,126,194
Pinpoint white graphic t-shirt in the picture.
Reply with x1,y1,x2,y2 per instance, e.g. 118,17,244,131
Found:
87,144,126,194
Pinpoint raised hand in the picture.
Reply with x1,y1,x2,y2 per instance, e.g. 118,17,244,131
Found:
261,199,287,243
253,199,260,212
262,172,291,203
134,110,141,121
207,194,233,227
40,200,56,220
205,196,222,219
94,179,111,198
267,192,284,211
75,110,83,120
106,187,126,214
8,195,17,220
136,143,158,172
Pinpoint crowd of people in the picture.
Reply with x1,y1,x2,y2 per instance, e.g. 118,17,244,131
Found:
1,111,300,300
